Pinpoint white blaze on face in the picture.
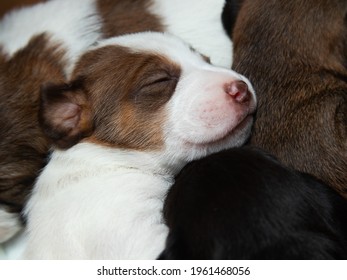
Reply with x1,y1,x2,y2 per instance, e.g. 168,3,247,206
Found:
170,67,255,145
87,32,256,163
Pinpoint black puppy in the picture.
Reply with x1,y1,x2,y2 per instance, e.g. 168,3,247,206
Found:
158,147,347,259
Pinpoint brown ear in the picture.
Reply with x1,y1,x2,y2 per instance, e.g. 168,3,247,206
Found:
39,80,93,149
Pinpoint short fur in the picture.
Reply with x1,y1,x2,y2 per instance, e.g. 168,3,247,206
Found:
0,35,66,234
223,0,347,196
149,0,232,68
0,0,45,18
159,147,347,260
23,32,256,259
0,0,102,242
0,0,234,243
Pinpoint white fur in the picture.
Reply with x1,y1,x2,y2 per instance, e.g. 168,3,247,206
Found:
0,229,27,260
0,0,101,76
0,208,22,243
0,210,25,260
24,144,171,259
150,0,233,68
23,33,256,259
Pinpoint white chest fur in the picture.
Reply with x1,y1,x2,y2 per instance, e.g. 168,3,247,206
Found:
24,143,172,259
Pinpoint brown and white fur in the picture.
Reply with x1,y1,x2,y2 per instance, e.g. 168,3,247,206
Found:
0,35,66,244
0,0,232,244
0,0,102,244
22,32,256,259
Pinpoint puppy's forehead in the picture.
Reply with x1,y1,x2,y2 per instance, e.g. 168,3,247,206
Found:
94,32,204,67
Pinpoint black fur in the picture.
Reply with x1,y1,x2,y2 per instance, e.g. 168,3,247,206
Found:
221,0,243,37
158,147,347,259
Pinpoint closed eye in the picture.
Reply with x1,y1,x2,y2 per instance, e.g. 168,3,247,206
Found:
130,71,179,104
145,73,178,86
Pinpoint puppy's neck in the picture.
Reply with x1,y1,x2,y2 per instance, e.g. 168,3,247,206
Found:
49,142,184,180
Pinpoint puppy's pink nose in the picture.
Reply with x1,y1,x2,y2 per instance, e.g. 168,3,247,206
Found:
225,80,250,103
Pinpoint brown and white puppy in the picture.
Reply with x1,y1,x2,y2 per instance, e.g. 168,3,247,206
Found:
23,32,256,259
223,0,347,195
0,0,232,243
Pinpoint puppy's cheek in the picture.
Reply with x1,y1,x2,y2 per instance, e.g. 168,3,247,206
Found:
170,90,250,145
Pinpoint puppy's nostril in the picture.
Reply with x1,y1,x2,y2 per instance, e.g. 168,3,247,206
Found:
226,80,250,103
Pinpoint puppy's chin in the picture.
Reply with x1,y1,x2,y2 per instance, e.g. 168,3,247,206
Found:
164,115,254,164
185,114,253,147
193,115,253,152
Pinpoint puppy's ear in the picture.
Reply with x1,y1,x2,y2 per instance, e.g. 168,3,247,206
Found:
39,80,93,149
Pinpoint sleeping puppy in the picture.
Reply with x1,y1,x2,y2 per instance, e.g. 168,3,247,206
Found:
222,0,347,196
23,32,256,259
0,0,232,243
158,147,347,260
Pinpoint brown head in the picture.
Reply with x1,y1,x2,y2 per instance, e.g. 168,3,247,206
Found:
40,32,257,169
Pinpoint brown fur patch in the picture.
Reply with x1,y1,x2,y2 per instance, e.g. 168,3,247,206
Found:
231,0,347,195
43,45,181,151
0,34,66,213
97,0,164,38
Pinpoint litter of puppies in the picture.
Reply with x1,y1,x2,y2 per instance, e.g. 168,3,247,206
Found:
0,0,346,260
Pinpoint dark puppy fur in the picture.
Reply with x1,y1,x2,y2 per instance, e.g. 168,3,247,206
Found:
0,35,65,215
221,0,242,39
158,147,347,259
222,0,347,196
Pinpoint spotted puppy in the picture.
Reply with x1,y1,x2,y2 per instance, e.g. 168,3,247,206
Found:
23,32,256,259
0,0,232,244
